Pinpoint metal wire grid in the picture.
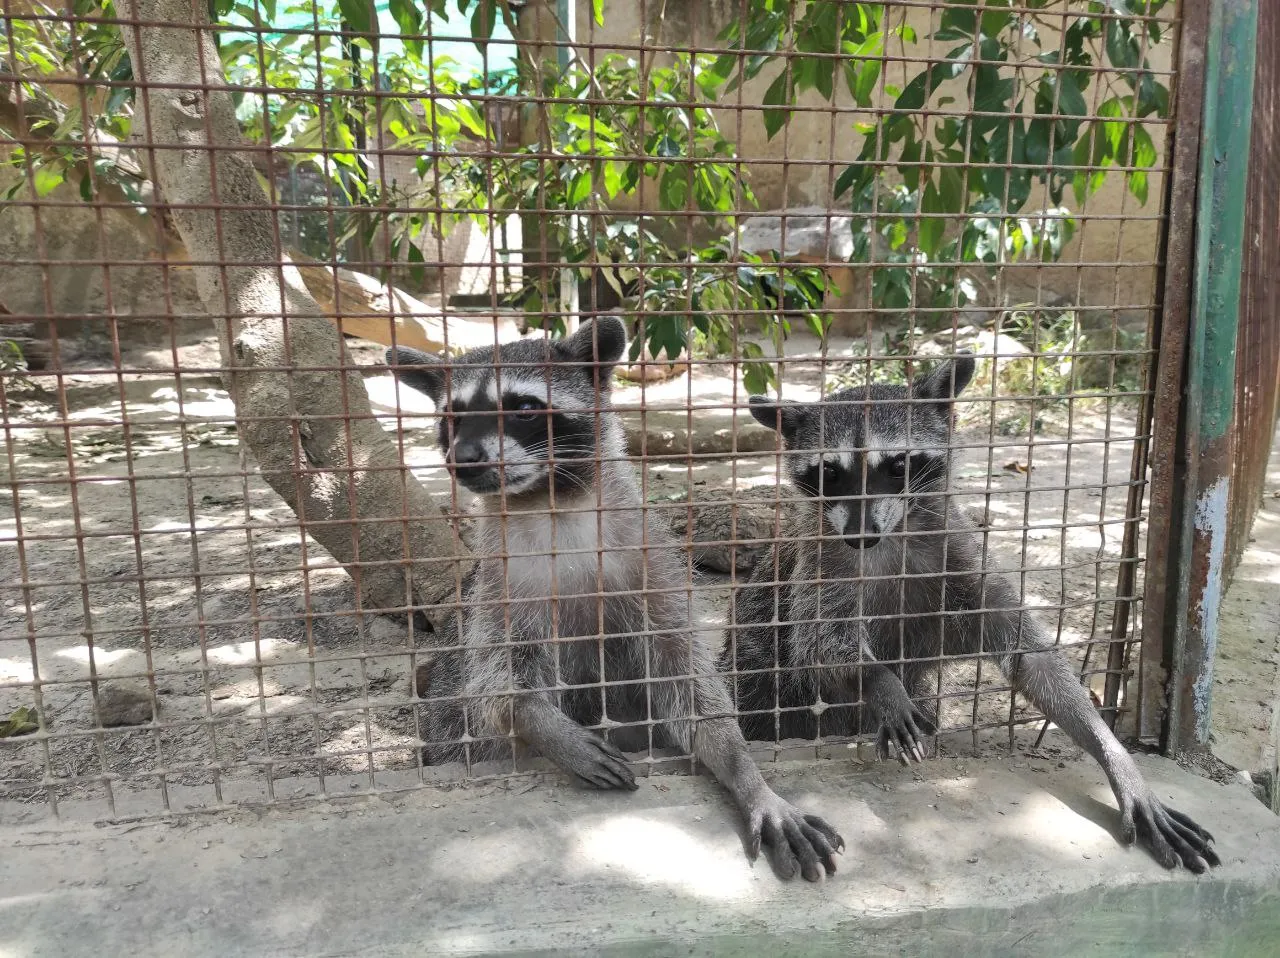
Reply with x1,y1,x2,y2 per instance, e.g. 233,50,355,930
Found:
0,0,1177,820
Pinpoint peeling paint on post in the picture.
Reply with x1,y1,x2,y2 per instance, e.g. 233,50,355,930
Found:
1163,0,1260,752
1190,478,1229,743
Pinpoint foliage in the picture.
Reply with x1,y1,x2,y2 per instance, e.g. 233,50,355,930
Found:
0,338,35,395
0,0,143,206
0,0,1171,396
438,52,828,391
712,0,1171,322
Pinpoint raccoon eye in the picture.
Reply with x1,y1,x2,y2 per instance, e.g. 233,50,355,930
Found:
821,461,838,487
509,398,545,422
885,454,907,477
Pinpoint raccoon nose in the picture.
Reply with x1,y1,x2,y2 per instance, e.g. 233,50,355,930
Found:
844,504,881,549
449,440,494,483
451,440,488,466
844,534,881,550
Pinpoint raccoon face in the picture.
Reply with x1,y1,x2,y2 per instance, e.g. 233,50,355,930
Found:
387,318,627,497
750,355,974,549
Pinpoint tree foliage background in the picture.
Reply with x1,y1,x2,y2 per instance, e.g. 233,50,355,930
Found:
1,0,1171,393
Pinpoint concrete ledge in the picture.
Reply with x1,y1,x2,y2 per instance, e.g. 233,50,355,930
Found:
3,751,1278,958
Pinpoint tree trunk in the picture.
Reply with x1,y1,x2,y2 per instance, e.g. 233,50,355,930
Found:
121,0,466,625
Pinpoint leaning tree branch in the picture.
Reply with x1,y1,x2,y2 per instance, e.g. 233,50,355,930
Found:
120,0,466,624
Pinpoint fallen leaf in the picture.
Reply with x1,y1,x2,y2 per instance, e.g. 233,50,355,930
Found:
0,706,39,738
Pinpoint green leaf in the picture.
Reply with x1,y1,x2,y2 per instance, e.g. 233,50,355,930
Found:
834,161,870,199
659,170,688,210
592,0,604,27
1131,124,1157,168
938,5,976,38
1071,132,1093,206
762,71,791,139
812,57,835,100
406,241,426,289
1024,117,1051,166
1128,169,1148,205
454,99,489,137
896,49,969,113
470,0,496,46
1056,75,1087,118
980,9,1014,37
32,163,64,197
0,706,38,738
1105,19,1139,71
602,160,623,198
918,179,946,257
337,0,372,35
388,0,423,55
568,171,593,206
938,165,965,213
852,60,880,108
899,137,922,190
804,312,832,340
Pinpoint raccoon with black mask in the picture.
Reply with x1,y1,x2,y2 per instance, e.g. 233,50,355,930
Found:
388,317,844,881
725,355,1219,873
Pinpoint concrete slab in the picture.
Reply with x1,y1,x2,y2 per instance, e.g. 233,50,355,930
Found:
3,749,1278,958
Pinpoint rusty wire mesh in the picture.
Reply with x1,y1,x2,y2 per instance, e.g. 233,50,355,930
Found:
1,0,1183,821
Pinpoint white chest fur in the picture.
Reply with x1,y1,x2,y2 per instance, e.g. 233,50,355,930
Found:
474,506,640,601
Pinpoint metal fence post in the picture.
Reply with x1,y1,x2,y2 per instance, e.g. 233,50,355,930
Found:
1159,0,1260,752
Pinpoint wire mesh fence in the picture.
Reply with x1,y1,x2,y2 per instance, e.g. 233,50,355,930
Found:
1,0,1184,822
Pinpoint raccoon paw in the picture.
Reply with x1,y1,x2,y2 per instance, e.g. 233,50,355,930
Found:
553,733,638,791
1119,790,1220,873
874,704,935,766
746,791,844,883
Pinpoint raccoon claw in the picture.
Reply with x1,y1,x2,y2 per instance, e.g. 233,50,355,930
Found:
746,791,843,882
558,734,638,791
1119,791,1219,873
875,707,934,765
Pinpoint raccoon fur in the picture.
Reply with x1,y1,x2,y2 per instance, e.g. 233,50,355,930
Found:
724,355,1219,873
387,317,843,881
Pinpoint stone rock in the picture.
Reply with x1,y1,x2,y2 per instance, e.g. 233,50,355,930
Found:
622,411,779,458
737,207,855,262
663,487,804,574
96,683,155,727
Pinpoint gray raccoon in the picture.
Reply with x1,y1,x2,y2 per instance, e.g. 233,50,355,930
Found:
387,318,843,881
724,355,1219,873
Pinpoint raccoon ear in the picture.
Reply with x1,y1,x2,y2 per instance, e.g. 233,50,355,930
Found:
748,395,804,438
915,353,976,403
559,316,628,368
385,346,447,404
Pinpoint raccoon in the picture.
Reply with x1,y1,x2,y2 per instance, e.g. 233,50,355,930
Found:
724,355,1219,873
387,318,843,881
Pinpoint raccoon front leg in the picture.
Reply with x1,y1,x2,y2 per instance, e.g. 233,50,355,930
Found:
860,661,934,764
464,642,637,791
646,636,845,882
509,695,637,790
811,620,933,764
954,588,1219,873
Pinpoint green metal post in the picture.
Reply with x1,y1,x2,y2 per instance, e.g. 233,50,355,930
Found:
1164,0,1260,750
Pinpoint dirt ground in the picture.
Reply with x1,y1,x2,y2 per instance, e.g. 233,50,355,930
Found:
1,321,1153,818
